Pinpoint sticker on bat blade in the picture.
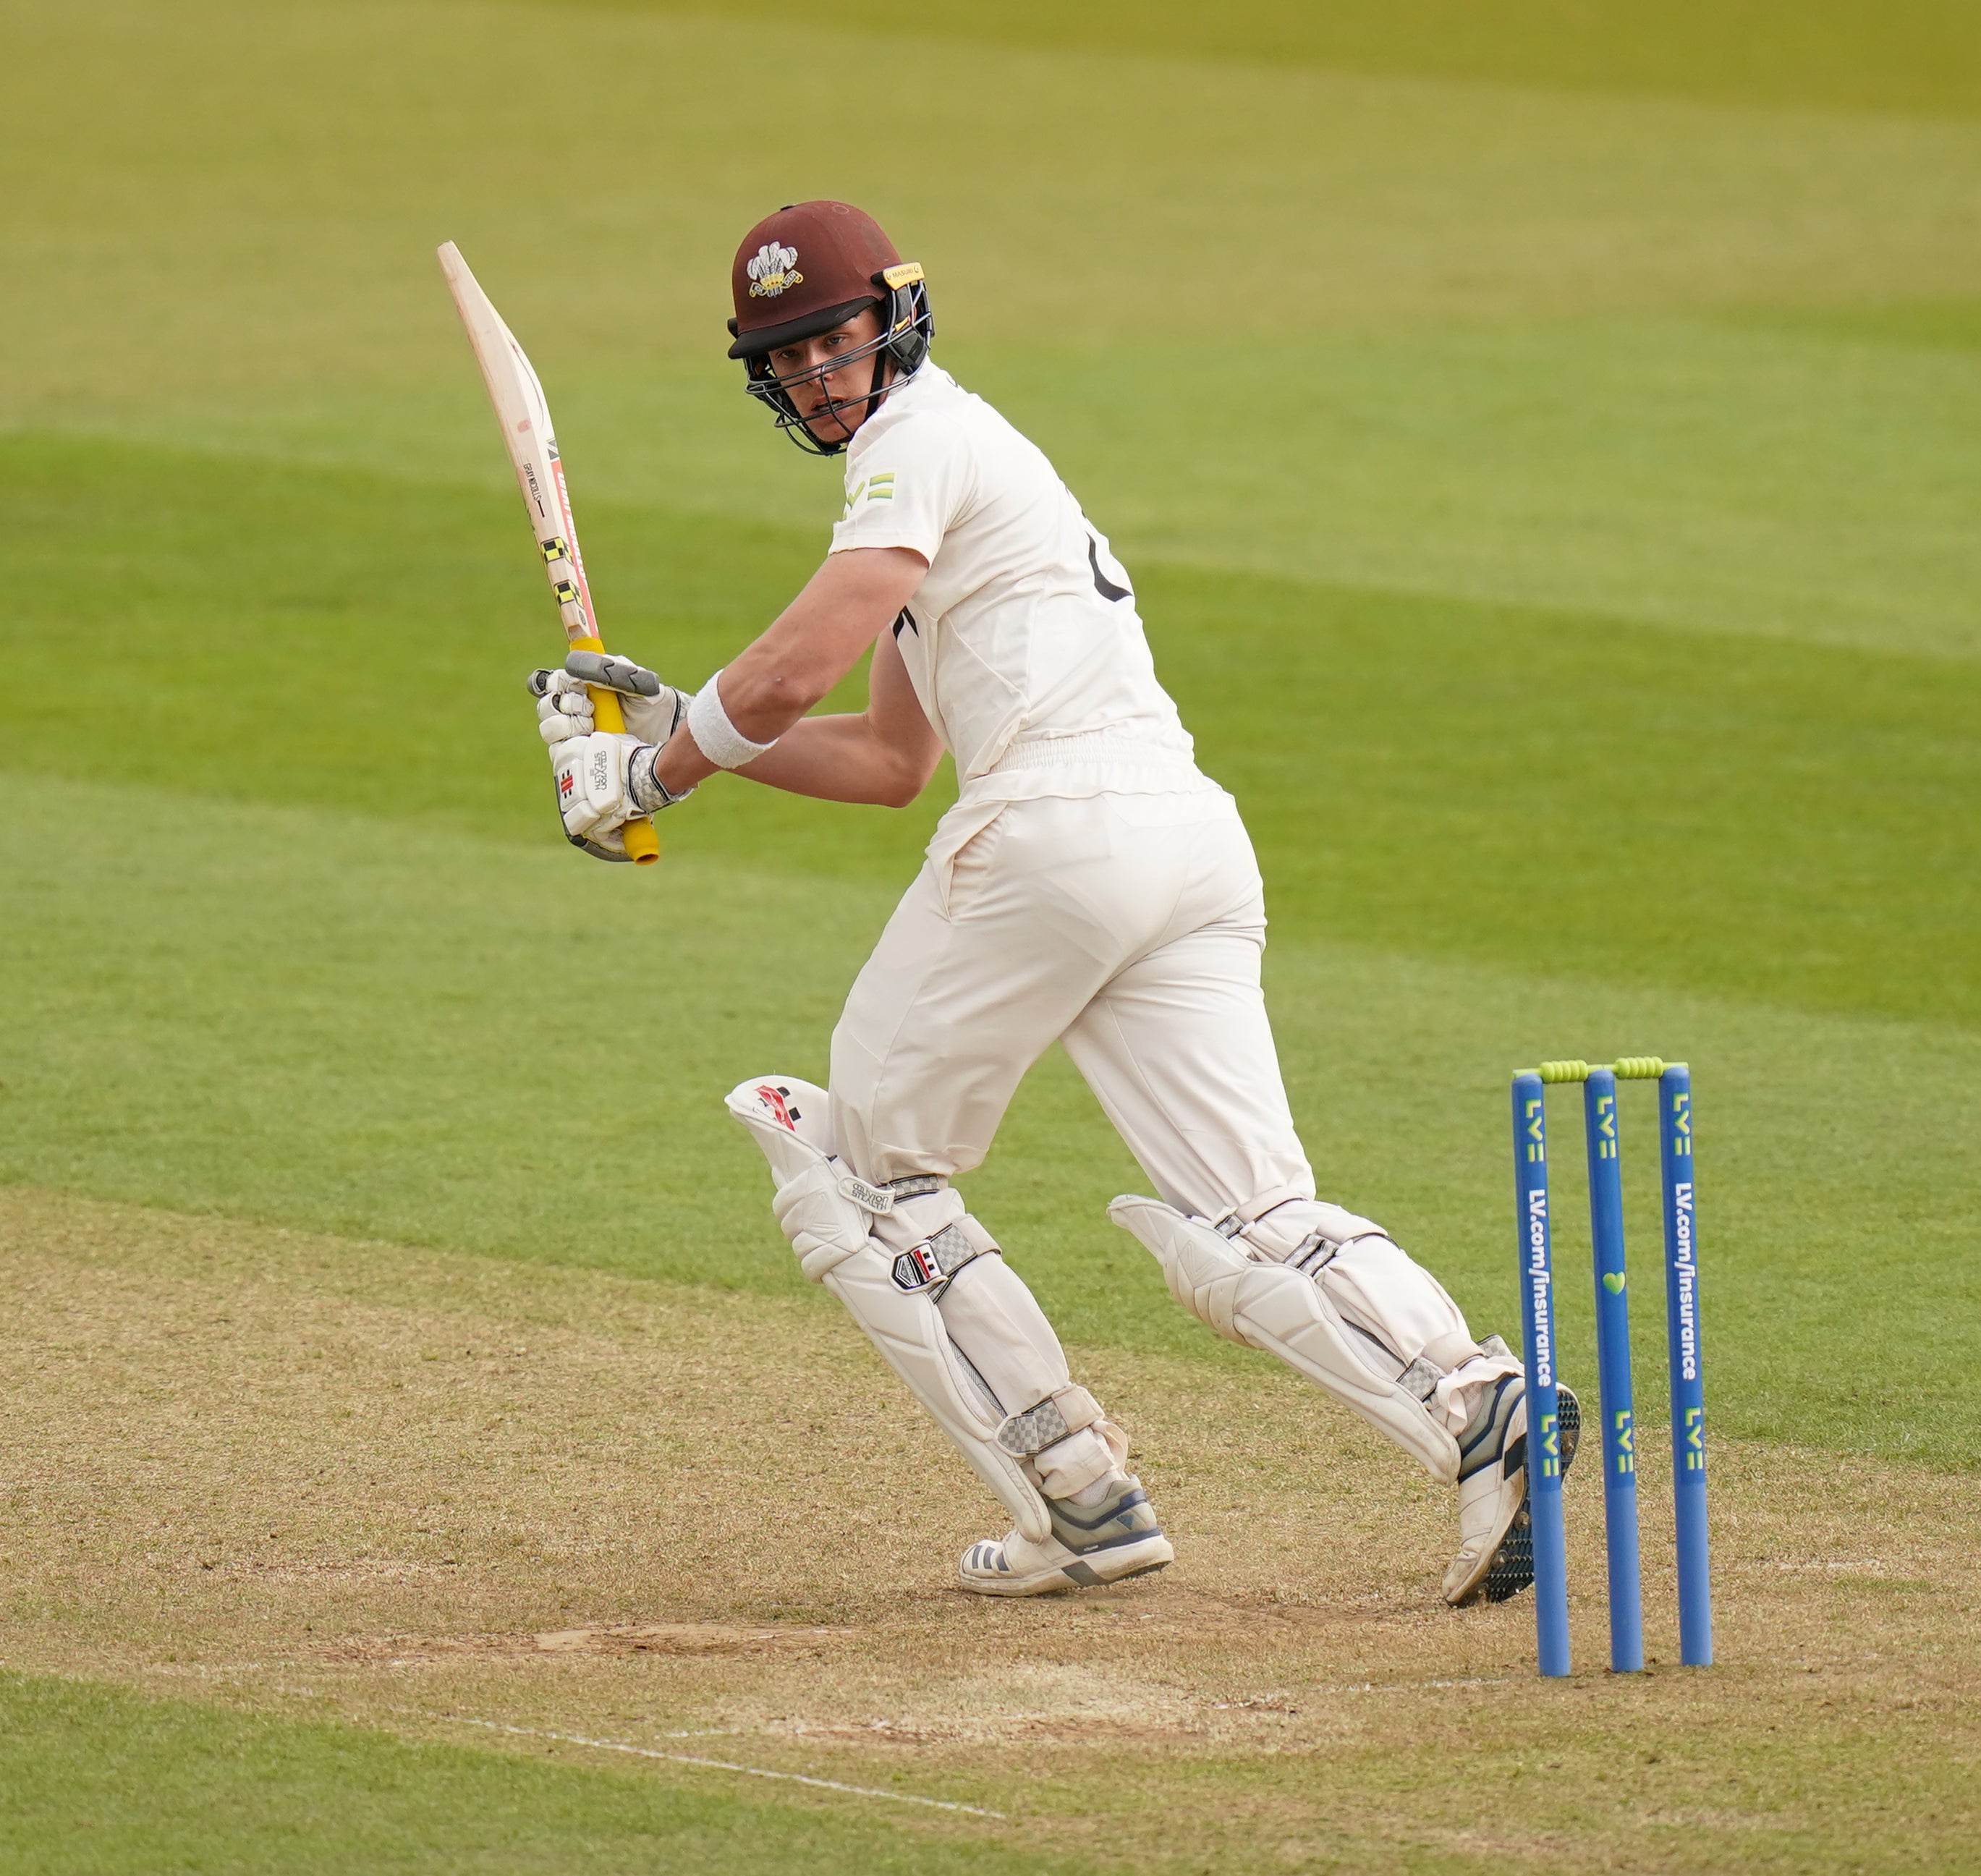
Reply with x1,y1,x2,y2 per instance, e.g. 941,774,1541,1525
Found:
552,578,582,606
547,461,596,623
548,459,587,571
541,536,569,563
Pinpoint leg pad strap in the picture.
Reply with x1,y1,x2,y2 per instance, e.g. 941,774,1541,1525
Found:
997,1384,1103,1458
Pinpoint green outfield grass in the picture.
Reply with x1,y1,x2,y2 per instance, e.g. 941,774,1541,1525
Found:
0,1673,1060,1875
608,0,1981,117
4,0,1978,1868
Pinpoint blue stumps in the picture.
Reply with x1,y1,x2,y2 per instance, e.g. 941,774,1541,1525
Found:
1582,1069,1644,1673
1659,1064,1713,1666
1512,1056,1712,1678
1511,1071,1571,1678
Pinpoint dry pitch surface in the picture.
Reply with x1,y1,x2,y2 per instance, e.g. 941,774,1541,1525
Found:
4,1187,1975,1872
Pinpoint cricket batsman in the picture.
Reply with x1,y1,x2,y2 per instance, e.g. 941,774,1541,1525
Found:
533,200,1577,1601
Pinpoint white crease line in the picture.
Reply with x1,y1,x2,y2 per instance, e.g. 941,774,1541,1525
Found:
402,1710,1007,1820
1317,1675,1511,1695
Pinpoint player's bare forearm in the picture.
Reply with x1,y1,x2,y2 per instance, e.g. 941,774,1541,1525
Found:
732,627,943,805
734,713,929,806
653,546,931,799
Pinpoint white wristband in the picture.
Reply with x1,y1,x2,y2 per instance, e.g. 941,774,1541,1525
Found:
687,669,778,770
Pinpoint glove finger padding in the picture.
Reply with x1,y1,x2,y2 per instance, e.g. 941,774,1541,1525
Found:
535,673,596,744
561,651,689,746
531,666,687,747
565,650,662,697
616,684,689,746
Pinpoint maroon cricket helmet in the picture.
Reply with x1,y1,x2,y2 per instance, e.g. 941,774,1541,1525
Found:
726,200,903,359
725,200,935,457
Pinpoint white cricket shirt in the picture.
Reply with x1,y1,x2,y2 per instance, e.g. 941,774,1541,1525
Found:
828,363,1211,823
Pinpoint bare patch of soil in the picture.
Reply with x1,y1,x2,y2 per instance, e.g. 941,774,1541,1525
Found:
315,1622,849,1663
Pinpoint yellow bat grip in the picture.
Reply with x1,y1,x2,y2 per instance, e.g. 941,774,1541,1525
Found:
571,637,660,866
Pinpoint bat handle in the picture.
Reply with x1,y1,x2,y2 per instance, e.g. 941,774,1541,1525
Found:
572,637,661,866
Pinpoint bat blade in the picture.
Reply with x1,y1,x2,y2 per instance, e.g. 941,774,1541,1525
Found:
436,239,600,649
437,239,658,865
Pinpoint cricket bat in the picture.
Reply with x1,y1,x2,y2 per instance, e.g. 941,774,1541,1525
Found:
436,239,661,865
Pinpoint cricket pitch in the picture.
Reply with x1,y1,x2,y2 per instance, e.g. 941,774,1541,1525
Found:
3,1186,1975,1872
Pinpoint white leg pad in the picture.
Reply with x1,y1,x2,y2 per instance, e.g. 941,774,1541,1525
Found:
817,1245,1053,1544
933,1252,1069,1421
1110,1194,1461,1482
1234,1198,1523,1438
727,1074,1053,1544
726,1077,896,1280
936,1255,1122,1500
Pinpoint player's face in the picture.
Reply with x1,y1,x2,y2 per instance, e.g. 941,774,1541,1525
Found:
768,306,891,446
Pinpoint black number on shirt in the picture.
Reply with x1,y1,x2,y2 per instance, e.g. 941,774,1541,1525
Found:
1088,538,1131,603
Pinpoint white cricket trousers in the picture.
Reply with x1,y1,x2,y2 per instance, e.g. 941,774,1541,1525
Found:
826,784,1499,1492
831,786,1311,1213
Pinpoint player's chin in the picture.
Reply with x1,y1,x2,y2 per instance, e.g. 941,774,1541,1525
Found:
801,402,864,447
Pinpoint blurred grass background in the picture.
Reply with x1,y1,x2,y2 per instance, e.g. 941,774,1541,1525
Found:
591,0,1981,116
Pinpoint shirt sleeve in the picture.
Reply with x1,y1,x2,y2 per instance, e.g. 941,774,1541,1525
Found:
830,413,972,564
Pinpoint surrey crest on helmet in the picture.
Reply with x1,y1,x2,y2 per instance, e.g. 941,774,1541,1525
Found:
746,243,803,299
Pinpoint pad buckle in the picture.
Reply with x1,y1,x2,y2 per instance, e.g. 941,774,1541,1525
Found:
889,1222,978,1295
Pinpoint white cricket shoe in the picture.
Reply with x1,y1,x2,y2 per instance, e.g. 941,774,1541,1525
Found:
959,1474,1174,1597
1442,1377,1582,1607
